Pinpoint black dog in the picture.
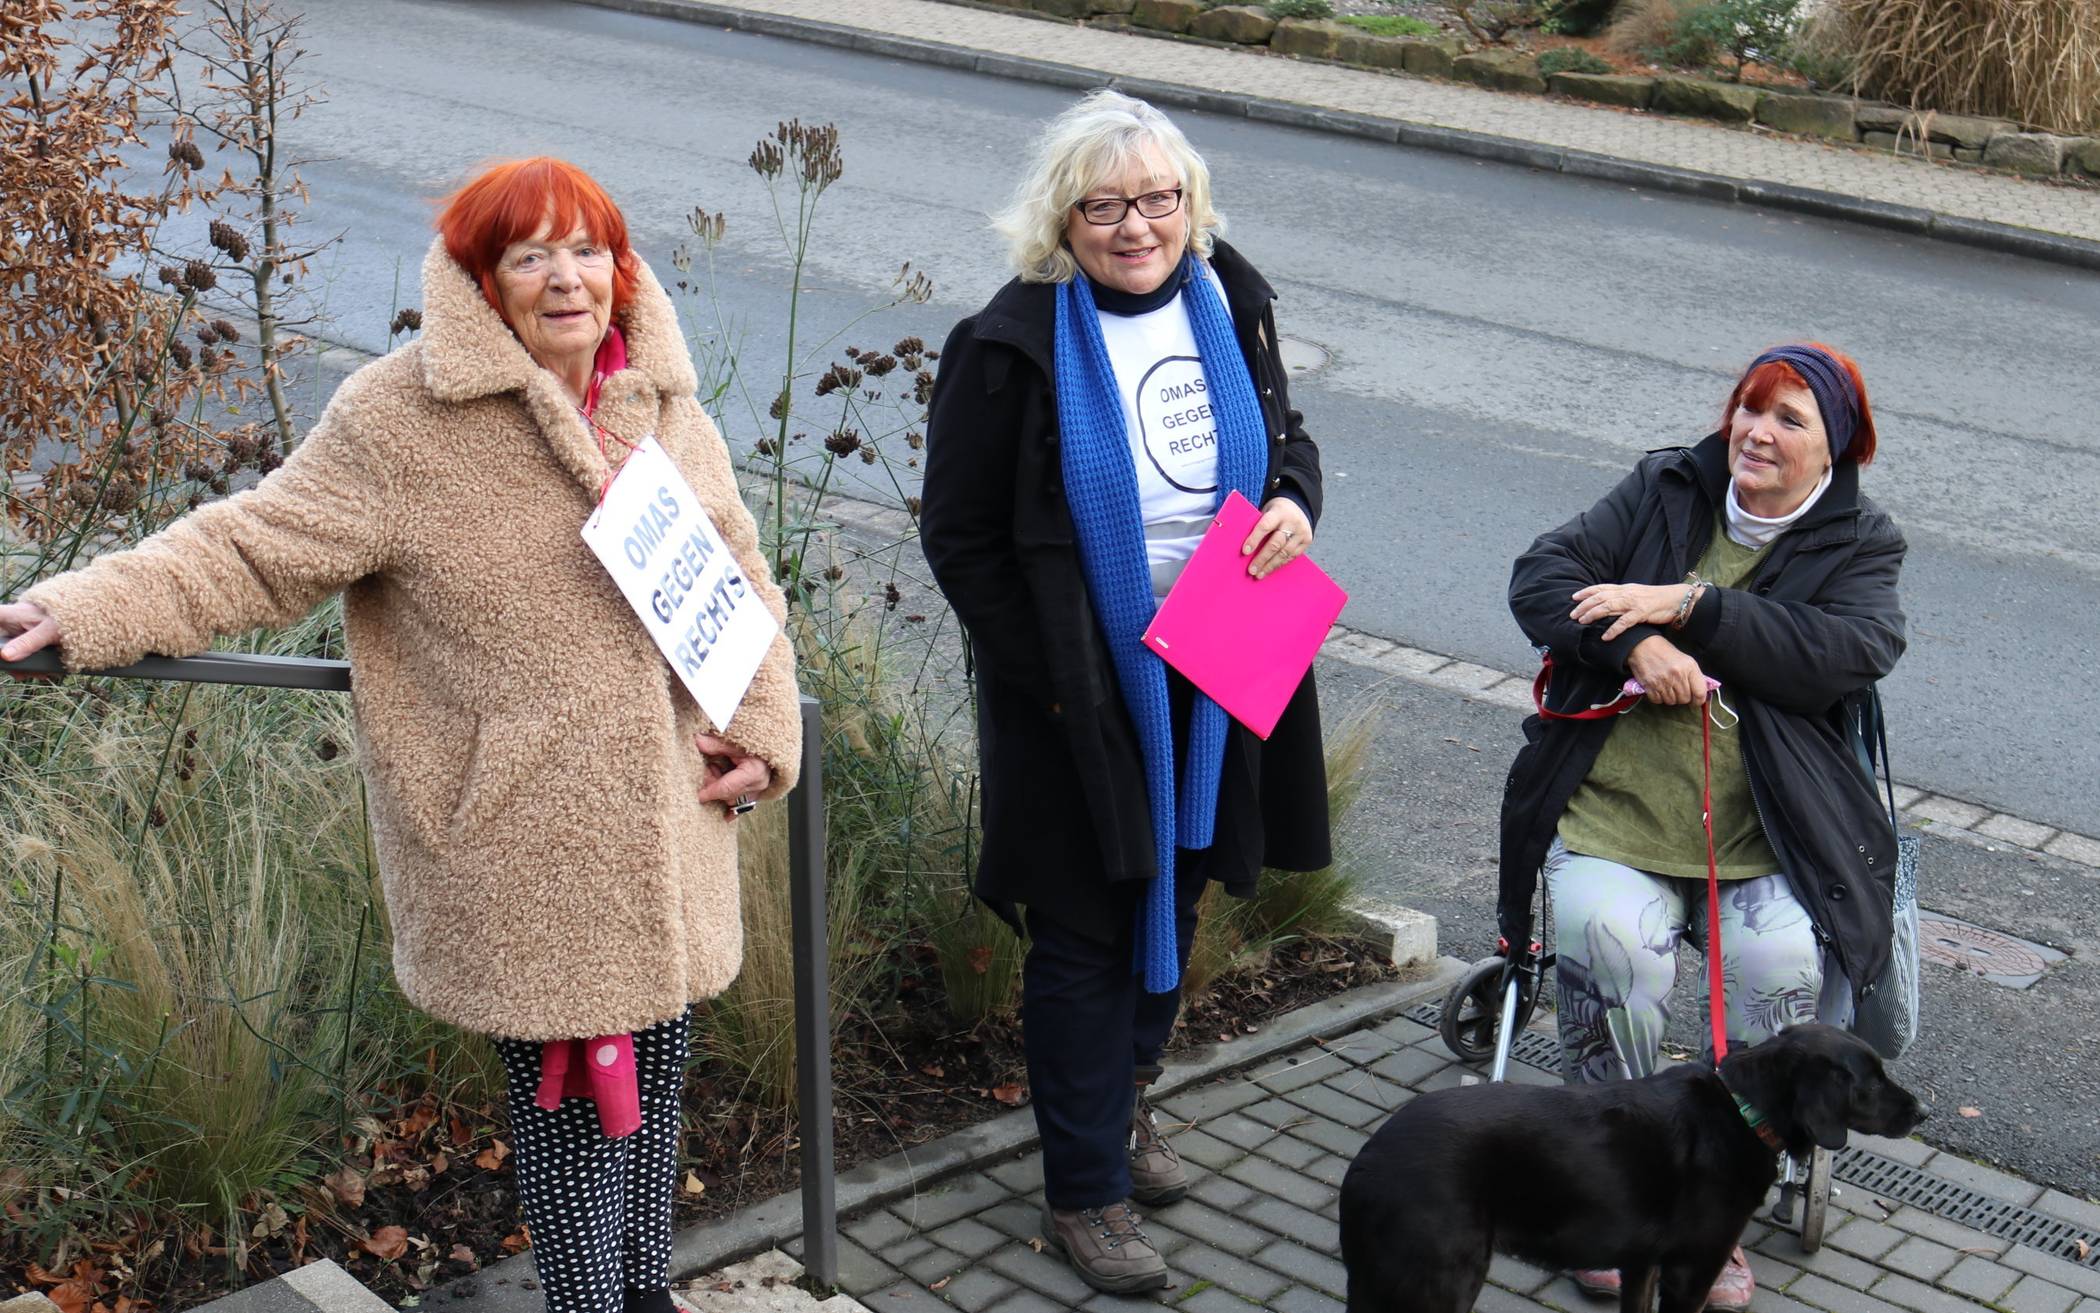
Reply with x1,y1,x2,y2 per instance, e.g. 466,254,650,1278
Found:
1339,1024,1928,1313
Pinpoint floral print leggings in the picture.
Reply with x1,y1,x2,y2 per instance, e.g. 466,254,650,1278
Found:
1543,839,1852,1084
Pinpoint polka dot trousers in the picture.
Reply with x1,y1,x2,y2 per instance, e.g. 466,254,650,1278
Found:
494,1007,690,1313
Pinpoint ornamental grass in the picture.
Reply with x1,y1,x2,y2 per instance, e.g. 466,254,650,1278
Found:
1826,0,2100,133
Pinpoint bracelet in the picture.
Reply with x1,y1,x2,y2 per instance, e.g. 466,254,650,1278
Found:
1670,575,1707,630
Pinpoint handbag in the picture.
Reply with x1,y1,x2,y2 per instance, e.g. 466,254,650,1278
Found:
1848,687,1922,1060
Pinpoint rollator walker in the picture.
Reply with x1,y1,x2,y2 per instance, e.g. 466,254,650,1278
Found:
1440,663,1837,1252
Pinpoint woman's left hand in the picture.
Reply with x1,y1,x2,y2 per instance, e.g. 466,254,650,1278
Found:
1570,582,1690,641
694,732,772,822
1244,497,1314,580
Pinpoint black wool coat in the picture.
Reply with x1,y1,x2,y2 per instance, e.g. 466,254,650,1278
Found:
1499,434,1908,992
920,241,1333,940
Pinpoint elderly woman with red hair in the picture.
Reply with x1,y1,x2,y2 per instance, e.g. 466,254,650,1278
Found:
1498,344,1906,1311
0,159,800,1313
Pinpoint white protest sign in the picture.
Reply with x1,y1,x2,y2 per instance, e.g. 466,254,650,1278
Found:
582,435,778,729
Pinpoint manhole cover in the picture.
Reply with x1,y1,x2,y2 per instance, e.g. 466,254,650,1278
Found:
1278,336,1328,374
1916,913,2064,988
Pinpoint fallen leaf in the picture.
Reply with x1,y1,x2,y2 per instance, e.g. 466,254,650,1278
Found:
449,1244,477,1268
499,1227,530,1255
397,1103,438,1138
1959,1106,1982,1118
361,1226,410,1261
475,1139,511,1170
323,1168,365,1210
682,1171,707,1197
929,1277,952,1292
2076,1240,2091,1260
429,1152,448,1175
988,1083,1026,1107
46,1285,92,1313
918,1062,945,1079
967,945,992,976
251,1202,290,1239
1025,1237,1045,1253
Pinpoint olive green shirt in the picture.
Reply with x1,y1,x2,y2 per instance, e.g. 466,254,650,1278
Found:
1557,512,1781,880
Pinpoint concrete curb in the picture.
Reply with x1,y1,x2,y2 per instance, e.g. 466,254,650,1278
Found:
184,1261,395,1313
574,0,2100,274
1310,621,2100,874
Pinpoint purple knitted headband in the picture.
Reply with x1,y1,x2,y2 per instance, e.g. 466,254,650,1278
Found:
1745,345,1861,463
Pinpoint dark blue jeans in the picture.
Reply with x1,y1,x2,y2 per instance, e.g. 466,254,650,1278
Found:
1023,856,1207,1211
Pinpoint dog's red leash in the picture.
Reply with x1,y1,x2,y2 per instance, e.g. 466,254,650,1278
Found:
1700,698,1727,1061
1535,656,1731,1061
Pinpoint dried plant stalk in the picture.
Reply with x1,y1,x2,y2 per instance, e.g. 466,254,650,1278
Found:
1831,0,2100,134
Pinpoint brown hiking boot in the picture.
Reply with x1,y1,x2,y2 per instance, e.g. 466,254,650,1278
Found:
1129,1085,1188,1205
1041,1201,1170,1294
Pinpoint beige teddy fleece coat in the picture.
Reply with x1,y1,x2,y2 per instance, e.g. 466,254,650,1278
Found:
26,240,801,1041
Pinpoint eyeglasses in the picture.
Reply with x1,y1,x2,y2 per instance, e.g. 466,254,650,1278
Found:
1072,187,1183,226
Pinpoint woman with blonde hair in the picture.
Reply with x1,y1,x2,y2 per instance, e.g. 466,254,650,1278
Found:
920,90,1331,1293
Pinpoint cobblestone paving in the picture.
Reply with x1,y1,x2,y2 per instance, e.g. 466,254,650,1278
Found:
655,0,2100,244
795,1012,2100,1313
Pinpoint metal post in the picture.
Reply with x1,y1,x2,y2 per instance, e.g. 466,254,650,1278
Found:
786,693,836,1288
1489,976,1521,1084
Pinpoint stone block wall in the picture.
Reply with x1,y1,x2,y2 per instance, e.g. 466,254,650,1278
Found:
961,0,2100,184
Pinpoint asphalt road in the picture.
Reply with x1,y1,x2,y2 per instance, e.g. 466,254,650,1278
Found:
200,0,2100,838
131,0,2100,1193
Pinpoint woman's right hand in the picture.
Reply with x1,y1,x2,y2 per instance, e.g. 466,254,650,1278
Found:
1627,634,1707,706
0,602,59,663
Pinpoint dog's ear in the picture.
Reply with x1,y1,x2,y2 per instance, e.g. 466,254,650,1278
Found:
1723,1028,1852,1152
1719,1032,1792,1119
1795,1060,1856,1150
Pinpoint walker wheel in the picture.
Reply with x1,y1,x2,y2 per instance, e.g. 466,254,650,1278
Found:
1798,1145,1833,1252
1439,955,1538,1065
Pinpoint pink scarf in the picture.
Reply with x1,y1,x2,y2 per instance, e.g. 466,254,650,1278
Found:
533,324,644,1140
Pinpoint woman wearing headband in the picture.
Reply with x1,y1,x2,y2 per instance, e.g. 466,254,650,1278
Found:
1497,343,1906,1310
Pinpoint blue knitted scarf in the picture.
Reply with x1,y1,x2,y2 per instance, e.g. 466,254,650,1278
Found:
1053,254,1268,993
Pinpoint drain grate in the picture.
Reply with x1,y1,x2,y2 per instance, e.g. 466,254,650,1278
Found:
1830,1150,2100,1266
1400,998,2100,1268
1403,1002,1563,1071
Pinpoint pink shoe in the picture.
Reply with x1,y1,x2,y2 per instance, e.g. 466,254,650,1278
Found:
1708,1247,1755,1313
1570,1269,1620,1299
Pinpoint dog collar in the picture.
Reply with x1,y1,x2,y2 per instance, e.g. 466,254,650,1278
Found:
1717,1072,1789,1152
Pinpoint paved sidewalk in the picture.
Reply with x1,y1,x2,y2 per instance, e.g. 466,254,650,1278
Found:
586,0,2100,258
783,1008,2100,1313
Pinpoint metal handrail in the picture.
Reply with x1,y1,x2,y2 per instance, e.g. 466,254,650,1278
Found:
0,650,838,1286
2,646,351,691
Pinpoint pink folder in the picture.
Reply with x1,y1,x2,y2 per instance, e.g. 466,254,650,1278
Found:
1142,490,1348,739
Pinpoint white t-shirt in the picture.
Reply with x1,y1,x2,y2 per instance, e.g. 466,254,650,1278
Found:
1095,263,1234,598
